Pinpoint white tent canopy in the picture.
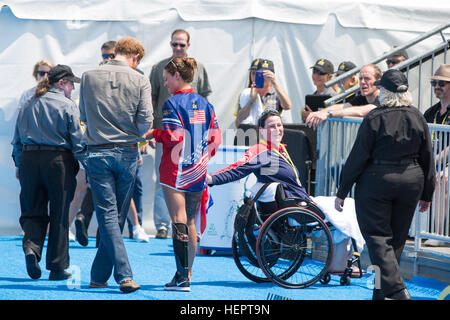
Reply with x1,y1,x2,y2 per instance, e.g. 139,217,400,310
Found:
0,0,449,233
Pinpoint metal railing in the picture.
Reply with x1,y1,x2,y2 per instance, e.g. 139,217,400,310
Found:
315,118,450,257
323,23,450,113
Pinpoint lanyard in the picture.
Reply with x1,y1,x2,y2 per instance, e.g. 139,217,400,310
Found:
432,109,449,140
260,139,300,184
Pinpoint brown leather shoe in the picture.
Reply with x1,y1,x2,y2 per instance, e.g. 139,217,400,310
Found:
120,280,141,293
89,281,108,288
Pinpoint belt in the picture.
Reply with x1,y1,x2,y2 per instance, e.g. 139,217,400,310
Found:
23,145,69,152
372,158,417,165
87,143,138,149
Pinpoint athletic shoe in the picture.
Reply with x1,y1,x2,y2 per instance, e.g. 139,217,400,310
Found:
155,228,168,239
164,272,190,292
68,229,76,242
133,225,150,243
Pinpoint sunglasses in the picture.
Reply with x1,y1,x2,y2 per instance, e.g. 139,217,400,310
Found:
171,42,186,48
37,71,48,77
313,69,327,76
386,59,400,65
430,80,449,87
102,53,115,60
258,109,280,127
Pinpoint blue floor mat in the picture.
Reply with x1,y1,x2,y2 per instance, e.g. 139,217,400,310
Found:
0,235,447,301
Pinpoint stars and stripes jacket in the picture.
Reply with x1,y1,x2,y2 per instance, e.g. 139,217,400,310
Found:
210,140,310,201
153,88,221,192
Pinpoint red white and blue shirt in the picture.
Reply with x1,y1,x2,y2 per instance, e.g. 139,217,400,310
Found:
153,88,221,192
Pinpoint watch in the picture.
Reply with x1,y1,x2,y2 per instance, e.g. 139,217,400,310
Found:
327,110,333,118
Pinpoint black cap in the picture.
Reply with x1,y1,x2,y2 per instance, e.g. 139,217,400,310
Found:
386,46,409,59
373,69,408,93
249,58,262,70
310,59,334,74
256,59,275,73
335,61,356,76
48,64,80,84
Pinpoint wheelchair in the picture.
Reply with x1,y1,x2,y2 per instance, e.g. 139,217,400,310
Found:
232,183,363,289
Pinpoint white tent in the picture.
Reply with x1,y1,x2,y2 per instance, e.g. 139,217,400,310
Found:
1,0,449,233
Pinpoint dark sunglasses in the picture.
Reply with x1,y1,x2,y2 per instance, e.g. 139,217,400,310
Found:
171,42,186,48
258,109,280,127
431,80,449,87
312,69,327,76
386,59,400,65
102,53,115,60
37,71,48,77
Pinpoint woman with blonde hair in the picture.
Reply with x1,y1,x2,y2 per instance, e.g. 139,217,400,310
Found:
18,59,53,108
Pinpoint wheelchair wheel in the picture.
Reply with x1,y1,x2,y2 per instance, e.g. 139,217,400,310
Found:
256,207,333,289
231,231,270,283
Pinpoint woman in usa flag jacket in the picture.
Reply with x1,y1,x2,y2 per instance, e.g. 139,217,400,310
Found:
143,57,221,292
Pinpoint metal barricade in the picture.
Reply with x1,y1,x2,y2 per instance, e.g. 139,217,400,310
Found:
323,23,449,113
315,118,450,257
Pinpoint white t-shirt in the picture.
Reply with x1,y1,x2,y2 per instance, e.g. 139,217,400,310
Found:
237,88,264,125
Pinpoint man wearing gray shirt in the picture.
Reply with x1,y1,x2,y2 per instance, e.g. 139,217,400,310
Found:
79,37,153,293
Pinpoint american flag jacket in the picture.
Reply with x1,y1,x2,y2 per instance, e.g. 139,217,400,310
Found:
210,140,310,201
153,88,221,192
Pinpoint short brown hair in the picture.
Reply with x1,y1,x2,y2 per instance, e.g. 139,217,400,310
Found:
171,29,190,43
114,37,145,61
32,59,53,80
164,57,197,83
101,40,116,52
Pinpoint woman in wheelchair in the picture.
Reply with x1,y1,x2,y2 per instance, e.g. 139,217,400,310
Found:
206,109,364,287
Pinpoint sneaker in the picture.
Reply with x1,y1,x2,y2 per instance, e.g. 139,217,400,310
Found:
119,279,141,293
155,228,168,239
133,225,150,243
164,272,190,292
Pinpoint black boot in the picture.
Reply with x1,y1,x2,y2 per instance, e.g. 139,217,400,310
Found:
171,223,189,278
385,288,412,300
25,248,41,280
372,288,385,300
164,223,190,292
75,214,88,247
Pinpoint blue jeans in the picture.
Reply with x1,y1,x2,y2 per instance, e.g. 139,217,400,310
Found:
86,145,138,285
127,164,143,233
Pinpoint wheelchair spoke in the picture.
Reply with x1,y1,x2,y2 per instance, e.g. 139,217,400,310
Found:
257,208,334,289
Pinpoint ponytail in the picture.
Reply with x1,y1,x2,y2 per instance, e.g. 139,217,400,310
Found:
35,78,51,97
165,57,197,83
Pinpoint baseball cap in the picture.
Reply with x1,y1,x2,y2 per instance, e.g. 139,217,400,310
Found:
374,69,408,93
249,58,262,70
335,61,356,76
48,64,81,84
310,59,334,74
386,46,409,59
256,59,275,73
430,64,450,82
